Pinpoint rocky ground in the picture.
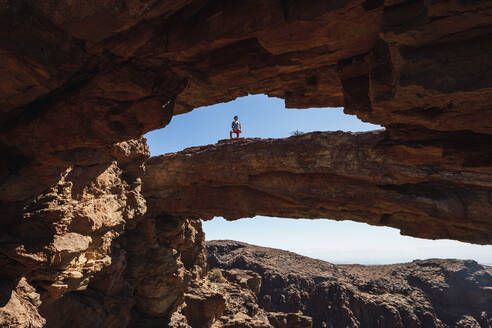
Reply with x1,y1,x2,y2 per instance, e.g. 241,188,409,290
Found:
176,240,492,328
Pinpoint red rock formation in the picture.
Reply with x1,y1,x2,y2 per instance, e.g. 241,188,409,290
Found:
1,0,491,163
145,131,492,244
0,138,149,327
207,240,492,328
119,215,206,327
0,278,45,328
170,267,313,328
1,0,491,255
1,0,492,327
33,214,206,328
37,244,134,328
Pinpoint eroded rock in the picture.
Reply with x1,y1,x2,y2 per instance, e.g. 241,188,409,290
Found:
35,214,207,328
145,131,492,244
0,278,45,328
207,240,492,328
0,138,149,327
2,0,492,327
120,215,206,327
2,0,492,160
171,268,289,328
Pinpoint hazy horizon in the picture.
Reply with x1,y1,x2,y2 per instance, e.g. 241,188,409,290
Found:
145,94,492,265
203,217,492,265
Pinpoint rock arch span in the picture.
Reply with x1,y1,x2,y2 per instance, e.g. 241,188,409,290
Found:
144,130,492,244
1,0,492,327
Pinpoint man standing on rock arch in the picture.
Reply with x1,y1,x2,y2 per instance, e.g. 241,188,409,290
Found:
230,115,242,139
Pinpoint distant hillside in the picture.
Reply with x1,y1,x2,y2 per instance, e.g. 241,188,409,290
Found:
206,240,492,328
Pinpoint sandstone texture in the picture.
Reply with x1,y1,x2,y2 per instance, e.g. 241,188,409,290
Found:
2,0,492,209
207,240,492,328
1,138,149,327
0,278,45,328
1,0,491,160
145,131,492,244
170,264,313,328
120,215,206,327
35,215,206,328
1,0,492,327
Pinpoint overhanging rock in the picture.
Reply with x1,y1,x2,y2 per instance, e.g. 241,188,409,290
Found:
145,131,492,244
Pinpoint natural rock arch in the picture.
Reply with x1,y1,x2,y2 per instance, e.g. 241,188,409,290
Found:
144,130,492,244
1,0,492,327
2,0,492,227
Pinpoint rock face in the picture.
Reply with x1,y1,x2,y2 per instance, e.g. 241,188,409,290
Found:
0,278,45,328
170,266,313,328
2,0,492,158
2,0,492,216
120,215,206,327
2,0,492,327
0,128,205,327
1,138,149,327
145,131,492,244
34,214,206,328
207,240,492,328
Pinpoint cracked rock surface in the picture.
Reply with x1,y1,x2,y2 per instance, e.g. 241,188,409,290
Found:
2,0,492,326
145,131,492,244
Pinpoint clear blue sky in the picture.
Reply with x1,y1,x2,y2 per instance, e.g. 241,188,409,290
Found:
145,94,492,265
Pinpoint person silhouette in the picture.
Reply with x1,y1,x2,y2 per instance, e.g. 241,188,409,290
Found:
230,115,242,139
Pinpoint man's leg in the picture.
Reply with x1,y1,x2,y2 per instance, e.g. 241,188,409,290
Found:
230,130,233,139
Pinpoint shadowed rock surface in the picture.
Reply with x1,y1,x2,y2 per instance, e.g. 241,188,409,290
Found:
170,267,313,328
206,240,492,328
1,0,492,326
2,0,492,217
145,131,492,244
1,138,150,328
36,215,206,328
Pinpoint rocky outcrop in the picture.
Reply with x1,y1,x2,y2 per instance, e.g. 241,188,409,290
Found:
170,266,312,328
0,278,45,328
120,215,206,327
0,138,149,327
2,0,492,327
32,214,206,328
145,131,492,244
207,240,492,328
2,0,492,192
37,243,134,328
0,133,204,328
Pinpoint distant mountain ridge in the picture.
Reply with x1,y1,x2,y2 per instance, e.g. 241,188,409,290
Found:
206,240,492,328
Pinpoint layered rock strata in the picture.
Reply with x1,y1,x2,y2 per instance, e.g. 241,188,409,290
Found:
145,131,492,244
32,215,206,328
0,138,149,328
120,215,206,327
207,240,492,328
1,0,492,327
170,266,313,328
1,0,491,268
2,0,492,193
